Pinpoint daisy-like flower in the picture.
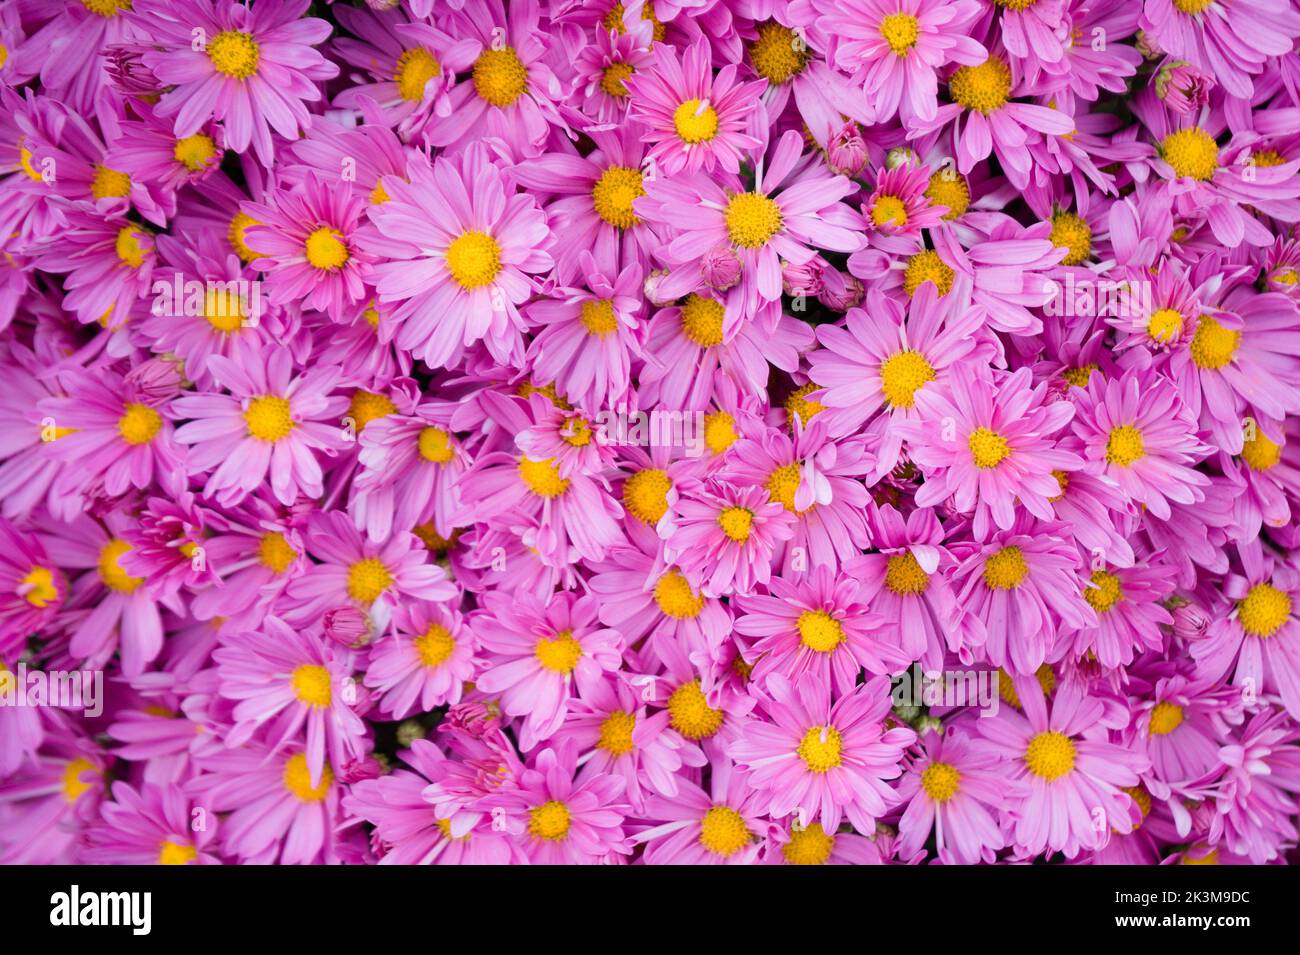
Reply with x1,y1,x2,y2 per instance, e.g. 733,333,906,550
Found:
733,566,905,695
83,782,220,865
570,20,656,125
895,726,1006,864
974,680,1149,857
1192,541,1300,721
473,590,624,751
243,174,373,321
861,160,949,253
214,616,368,787
0,518,65,654
1129,668,1242,787
898,366,1083,537
32,209,155,328
812,0,986,123
279,511,455,633
0,736,108,864
635,754,772,864
188,738,342,864
638,129,863,319
660,479,795,597
172,349,348,506
1070,367,1211,520
626,37,764,176
1062,559,1176,669
730,672,916,833
365,143,553,370
364,602,476,719
138,0,339,165
105,103,225,197
478,741,631,864
808,283,986,476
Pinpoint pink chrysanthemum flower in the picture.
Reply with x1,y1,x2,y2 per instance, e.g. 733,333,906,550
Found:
899,366,1083,537
571,22,655,124
730,672,916,833
364,602,477,719
861,160,949,253
243,174,373,320
1070,367,1211,520
1210,708,1300,864
84,782,220,865
138,0,338,165
0,518,65,655
896,726,1006,864
478,741,631,864
1129,669,1242,788
733,566,904,694
635,754,772,864
660,479,795,597
473,590,624,751
214,616,368,787
975,680,1148,857
0,736,107,864
365,144,553,370
172,349,349,506
626,37,764,176
812,0,986,124
1062,559,1175,669
32,209,156,328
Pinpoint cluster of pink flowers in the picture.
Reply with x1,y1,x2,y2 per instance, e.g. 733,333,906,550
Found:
2,0,1300,867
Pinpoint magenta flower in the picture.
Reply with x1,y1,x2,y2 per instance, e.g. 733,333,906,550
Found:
896,726,1006,864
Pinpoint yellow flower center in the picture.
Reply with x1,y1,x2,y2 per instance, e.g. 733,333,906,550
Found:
304,226,349,271
668,679,724,739
445,230,502,290
1238,583,1292,637
1189,315,1239,369
21,566,58,607
880,349,936,409
998,664,1056,709
1147,308,1184,344
725,191,783,249
1084,570,1123,613
983,546,1029,590
949,57,1013,114
885,552,930,595
115,225,149,268
1172,0,1213,10
623,468,672,524
903,249,954,297
395,48,440,103
98,539,144,594
528,800,572,841
673,98,719,144
968,427,1011,468
158,840,198,865
418,426,456,464
348,390,396,434
782,823,835,864
291,664,332,708
535,631,582,673
258,532,297,574
1125,785,1153,822
748,22,808,85
591,165,645,230
90,165,131,200
704,410,739,454
118,402,162,445
796,609,844,652
472,47,528,107
654,570,705,619
699,806,753,857
680,294,726,347
228,212,259,263
580,298,620,335
766,462,806,513
1252,149,1287,167
922,761,962,802
81,0,132,16
1241,429,1282,471
346,557,393,604
207,31,260,79
784,382,825,426
717,506,753,542
872,195,908,229
1024,731,1076,781
1148,701,1185,736
414,624,456,668
1050,212,1092,266
62,757,98,804
1106,425,1146,466
173,133,218,172
797,725,843,773
283,753,332,802
597,710,637,756
1182,847,1220,865
1161,127,1219,181
603,1,667,41
519,457,569,498
600,61,635,98
243,395,294,442
880,12,920,56
926,170,970,219
203,287,245,333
